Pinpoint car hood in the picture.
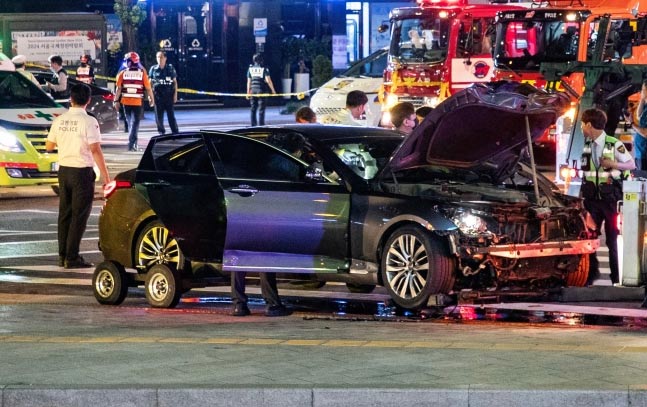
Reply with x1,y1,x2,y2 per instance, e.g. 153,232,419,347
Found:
385,81,570,174
0,108,65,127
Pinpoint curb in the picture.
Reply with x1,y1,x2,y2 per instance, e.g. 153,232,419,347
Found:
2,388,647,407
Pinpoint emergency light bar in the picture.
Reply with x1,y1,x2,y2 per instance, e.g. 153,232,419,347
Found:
417,0,468,7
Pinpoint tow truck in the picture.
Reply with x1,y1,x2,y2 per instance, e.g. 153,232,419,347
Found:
0,53,64,190
378,0,524,119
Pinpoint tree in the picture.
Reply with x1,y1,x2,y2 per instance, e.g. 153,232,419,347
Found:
114,0,146,52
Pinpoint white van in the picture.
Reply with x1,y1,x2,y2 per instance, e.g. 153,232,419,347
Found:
310,48,387,127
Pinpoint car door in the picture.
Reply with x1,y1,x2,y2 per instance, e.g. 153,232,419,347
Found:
136,133,226,261
206,133,351,274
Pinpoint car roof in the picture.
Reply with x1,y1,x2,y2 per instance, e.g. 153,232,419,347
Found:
225,124,405,143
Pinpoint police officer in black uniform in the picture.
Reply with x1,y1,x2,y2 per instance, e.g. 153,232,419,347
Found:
579,108,635,286
149,51,179,134
45,55,70,107
246,53,276,126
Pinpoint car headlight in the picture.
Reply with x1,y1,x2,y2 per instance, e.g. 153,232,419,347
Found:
0,128,25,153
452,210,488,235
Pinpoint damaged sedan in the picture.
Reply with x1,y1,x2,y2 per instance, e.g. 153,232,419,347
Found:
95,82,598,310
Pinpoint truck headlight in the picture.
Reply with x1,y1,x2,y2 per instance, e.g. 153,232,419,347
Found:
0,129,25,153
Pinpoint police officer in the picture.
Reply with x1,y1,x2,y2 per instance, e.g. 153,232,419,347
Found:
247,53,276,126
149,51,178,134
45,55,70,107
115,52,154,152
579,108,635,285
45,83,110,269
11,55,39,85
76,55,95,85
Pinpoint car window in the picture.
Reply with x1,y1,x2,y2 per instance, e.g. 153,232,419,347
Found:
208,134,304,182
342,49,387,78
149,137,215,175
0,71,58,108
323,139,402,180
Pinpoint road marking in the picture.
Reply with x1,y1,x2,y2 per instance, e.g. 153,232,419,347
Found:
0,209,57,214
0,334,646,353
0,248,100,260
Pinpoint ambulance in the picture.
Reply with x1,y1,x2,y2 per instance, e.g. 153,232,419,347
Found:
310,48,387,127
0,53,65,189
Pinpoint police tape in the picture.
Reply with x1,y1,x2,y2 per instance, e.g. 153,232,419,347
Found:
29,65,317,100
177,87,315,100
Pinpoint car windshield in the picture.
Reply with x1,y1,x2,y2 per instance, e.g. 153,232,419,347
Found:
390,14,450,64
340,49,387,78
0,71,58,108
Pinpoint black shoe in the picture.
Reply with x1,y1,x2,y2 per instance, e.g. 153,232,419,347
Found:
232,304,251,317
642,298,647,309
64,256,94,269
58,256,65,267
265,304,292,317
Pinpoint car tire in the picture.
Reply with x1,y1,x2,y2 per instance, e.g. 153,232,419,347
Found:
565,254,589,287
144,264,182,308
92,261,129,305
346,283,376,294
381,226,454,309
135,220,187,271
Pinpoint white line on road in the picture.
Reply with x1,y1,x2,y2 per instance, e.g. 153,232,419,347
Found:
0,249,100,260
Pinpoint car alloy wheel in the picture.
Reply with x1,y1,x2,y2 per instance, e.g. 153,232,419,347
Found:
136,220,184,270
144,264,182,308
92,260,129,305
381,226,454,309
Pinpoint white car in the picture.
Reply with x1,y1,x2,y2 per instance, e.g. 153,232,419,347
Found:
310,48,387,127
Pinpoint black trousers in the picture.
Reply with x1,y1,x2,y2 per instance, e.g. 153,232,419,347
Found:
231,272,281,307
154,95,178,134
250,96,266,126
57,166,95,261
584,197,620,284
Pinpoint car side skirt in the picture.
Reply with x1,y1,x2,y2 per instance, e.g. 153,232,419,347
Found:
222,250,348,274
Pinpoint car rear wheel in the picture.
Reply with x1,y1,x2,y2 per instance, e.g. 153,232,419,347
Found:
92,261,129,305
565,254,589,287
136,220,185,271
145,264,182,308
381,226,454,309
346,283,376,294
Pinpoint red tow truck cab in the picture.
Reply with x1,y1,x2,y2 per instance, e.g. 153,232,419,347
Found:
380,0,524,119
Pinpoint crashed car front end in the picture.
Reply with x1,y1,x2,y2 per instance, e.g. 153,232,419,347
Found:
443,199,598,287
380,81,600,289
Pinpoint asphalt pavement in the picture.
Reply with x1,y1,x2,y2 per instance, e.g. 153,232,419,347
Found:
2,105,647,406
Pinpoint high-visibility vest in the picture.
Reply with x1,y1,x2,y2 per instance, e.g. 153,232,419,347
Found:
121,68,145,100
581,135,630,184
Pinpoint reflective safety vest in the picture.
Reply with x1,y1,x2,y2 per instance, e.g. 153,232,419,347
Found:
50,68,70,100
121,68,145,100
76,65,94,84
581,135,630,184
247,64,267,94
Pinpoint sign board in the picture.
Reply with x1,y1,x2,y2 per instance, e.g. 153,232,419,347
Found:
14,32,99,64
253,18,267,37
